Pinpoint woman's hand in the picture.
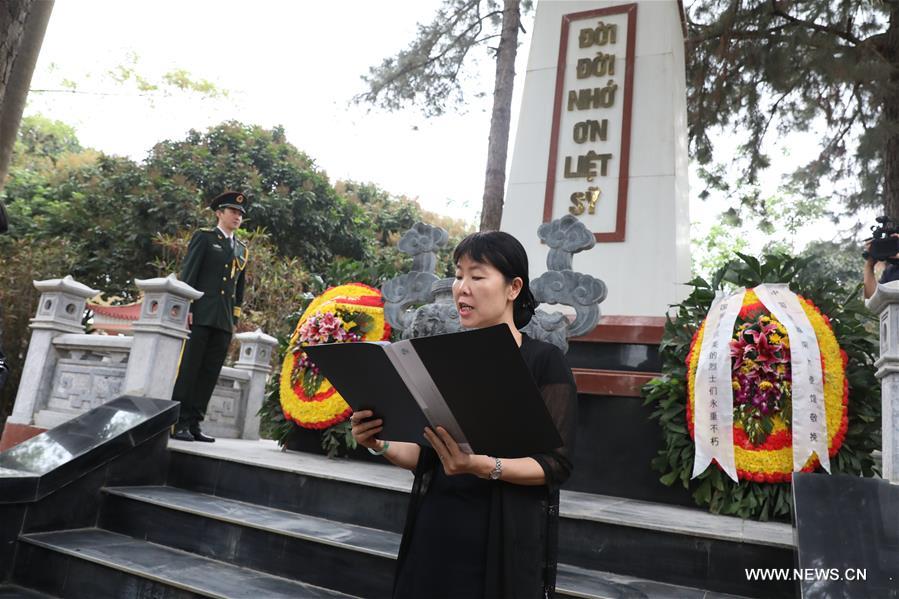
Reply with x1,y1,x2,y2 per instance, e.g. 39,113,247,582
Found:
424,426,492,477
350,410,383,451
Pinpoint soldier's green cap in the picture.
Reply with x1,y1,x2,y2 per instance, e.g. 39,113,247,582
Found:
210,191,248,214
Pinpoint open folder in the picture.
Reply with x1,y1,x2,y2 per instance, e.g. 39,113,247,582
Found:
303,324,562,458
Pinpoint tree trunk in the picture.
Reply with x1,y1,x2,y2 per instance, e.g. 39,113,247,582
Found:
479,0,520,231
885,3,899,220
0,0,54,193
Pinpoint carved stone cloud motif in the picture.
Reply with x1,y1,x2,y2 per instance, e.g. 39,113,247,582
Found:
382,216,606,352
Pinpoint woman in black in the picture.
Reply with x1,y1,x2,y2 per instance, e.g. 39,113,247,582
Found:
351,231,577,599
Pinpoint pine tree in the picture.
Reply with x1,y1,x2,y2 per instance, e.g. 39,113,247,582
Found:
355,0,532,231
687,0,899,219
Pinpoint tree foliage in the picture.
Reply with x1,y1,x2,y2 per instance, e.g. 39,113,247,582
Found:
0,235,78,426
692,191,830,278
686,0,899,217
2,120,374,298
356,0,533,230
0,116,473,428
356,0,526,115
31,51,229,102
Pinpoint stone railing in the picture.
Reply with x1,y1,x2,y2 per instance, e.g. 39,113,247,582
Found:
35,334,132,429
866,282,899,485
5,275,276,442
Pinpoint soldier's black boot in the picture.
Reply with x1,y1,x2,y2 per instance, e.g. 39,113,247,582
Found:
189,425,215,443
171,423,194,442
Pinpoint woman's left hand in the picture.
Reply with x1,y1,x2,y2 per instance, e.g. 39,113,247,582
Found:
424,426,484,477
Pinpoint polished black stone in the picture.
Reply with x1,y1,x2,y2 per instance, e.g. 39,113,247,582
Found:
0,395,177,503
0,504,26,587
0,585,56,598
0,431,169,583
566,340,661,373
793,472,899,598
558,514,793,598
17,529,354,598
101,488,396,598
565,393,696,507
167,451,409,533
556,563,748,599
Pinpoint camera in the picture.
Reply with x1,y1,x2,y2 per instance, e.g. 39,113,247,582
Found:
862,216,899,263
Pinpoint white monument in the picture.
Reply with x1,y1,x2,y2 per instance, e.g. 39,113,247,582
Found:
503,0,690,317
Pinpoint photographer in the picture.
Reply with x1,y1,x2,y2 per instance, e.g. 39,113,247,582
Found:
863,221,899,299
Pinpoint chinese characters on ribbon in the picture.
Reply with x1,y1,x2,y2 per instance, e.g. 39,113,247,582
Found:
753,284,831,474
692,289,745,482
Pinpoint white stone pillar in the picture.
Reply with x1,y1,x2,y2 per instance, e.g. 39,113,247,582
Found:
121,274,203,400
866,281,899,484
233,329,278,440
9,276,100,426
503,0,690,317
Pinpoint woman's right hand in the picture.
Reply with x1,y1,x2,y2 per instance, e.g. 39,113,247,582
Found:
350,410,383,451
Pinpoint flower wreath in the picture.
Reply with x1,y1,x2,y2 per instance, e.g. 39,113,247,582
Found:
685,288,849,482
642,254,881,520
279,283,390,429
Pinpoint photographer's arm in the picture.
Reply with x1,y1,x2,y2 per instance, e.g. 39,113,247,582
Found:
864,256,878,299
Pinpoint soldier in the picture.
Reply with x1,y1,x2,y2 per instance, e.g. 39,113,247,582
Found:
171,191,250,442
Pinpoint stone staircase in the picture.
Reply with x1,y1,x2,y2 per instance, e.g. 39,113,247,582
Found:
4,438,793,598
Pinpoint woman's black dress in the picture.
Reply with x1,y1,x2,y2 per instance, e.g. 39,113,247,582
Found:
393,334,578,599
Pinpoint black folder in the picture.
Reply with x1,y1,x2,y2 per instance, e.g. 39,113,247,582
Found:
303,324,562,458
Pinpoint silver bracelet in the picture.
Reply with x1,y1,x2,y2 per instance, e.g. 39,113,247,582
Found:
489,456,503,480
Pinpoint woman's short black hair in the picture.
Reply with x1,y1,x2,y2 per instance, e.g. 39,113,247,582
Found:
453,231,537,329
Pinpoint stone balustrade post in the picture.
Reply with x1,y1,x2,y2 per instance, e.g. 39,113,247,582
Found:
120,274,202,400
866,281,899,484
233,329,278,439
8,276,99,427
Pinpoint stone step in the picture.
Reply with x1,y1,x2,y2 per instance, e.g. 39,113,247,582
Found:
556,564,751,599
103,484,751,599
0,585,57,598
101,485,398,599
15,528,358,599
167,439,793,597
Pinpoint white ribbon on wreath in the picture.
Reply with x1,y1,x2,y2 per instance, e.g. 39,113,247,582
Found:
753,284,830,474
692,288,745,482
693,284,831,482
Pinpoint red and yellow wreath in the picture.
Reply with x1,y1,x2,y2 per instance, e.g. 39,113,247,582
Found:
279,283,390,429
686,288,849,482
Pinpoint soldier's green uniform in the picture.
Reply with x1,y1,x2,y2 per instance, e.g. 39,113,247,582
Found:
171,191,249,441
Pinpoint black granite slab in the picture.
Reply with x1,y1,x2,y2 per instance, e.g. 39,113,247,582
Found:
167,451,410,534
0,396,177,503
565,393,696,506
1,431,170,583
556,563,751,599
100,485,750,599
101,489,394,598
166,442,795,598
17,529,356,599
0,584,56,598
793,472,899,598
558,514,792,599
104,486,400,557
566,339,661,372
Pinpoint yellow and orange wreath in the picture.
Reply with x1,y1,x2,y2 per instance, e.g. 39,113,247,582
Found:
686,288,849,482
279,283,390,429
